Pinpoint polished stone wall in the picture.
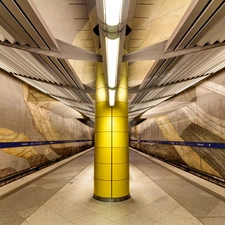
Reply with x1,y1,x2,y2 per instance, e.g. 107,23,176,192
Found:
130,69,225,179
0,69,94,178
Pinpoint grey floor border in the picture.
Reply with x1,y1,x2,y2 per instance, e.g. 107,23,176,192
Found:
0,147,94,200
130,147,225,201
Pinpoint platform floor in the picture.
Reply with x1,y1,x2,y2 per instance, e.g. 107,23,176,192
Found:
0,148,225,225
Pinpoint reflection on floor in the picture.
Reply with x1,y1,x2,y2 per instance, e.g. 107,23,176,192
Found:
0,148,225,225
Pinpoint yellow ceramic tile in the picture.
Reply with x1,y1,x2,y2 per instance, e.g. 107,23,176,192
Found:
96,62,104,76
95,117,111,132
112,147,129,163
118,74,128,89
112,117,128,132
94,147,111,163
117,87,128,103
112,179,129,198
112,163,129,180
112,132,129,148
120,62,128,76
96,74,106,89
112,102,128,117
94,179,111,198
95,131,111,147
94,163,111,180
95,102,111,117
95,88,107,103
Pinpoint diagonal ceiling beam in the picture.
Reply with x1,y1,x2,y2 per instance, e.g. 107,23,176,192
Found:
13,73,95,93
128,75,208,94
0,39,102,61
49,94,94,107
129,95,173,108
123,40,225,62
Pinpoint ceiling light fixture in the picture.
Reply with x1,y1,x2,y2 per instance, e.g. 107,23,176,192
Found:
104,0,122,106
108,89,116,106
105,37,119,88
105,0,121,26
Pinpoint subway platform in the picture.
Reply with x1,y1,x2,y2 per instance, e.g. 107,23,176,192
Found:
0,148,225,225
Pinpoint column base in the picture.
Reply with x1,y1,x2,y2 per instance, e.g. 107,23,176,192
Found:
93,194,130,202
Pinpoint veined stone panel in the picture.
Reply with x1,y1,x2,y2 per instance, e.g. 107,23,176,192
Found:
130,69,225,179
0,69,94,178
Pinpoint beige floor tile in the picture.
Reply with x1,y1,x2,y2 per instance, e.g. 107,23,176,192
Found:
113,197,147,212
44,194,76,212
135,204,170,222
57,204,93,221
72,212,112,225
136,187,167,205
58,189,91,204
26,210,70,225
206,201,225,217
95,205,130,221
81,199,109,213
158,213,200,225
1,149,224,225
157,206,201,225
115,212,155,225
26,205,53,220
20,221,30,225
201,217,225,225
149,195,180,212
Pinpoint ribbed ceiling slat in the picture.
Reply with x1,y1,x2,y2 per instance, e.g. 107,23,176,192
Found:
13,0,59,51
58,59,84,89
0,46,61,82
0,25,15,43
32,54,72,85
187,2,225,48
0,3,37,47
2,0,49,50
139,59,165,89
164,0,209,52
176,0,223,50
197,16,225,46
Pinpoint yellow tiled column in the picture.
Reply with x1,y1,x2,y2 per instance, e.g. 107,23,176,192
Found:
94,60,130,202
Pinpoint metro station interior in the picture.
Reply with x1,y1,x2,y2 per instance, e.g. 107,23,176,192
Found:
0,0,225,224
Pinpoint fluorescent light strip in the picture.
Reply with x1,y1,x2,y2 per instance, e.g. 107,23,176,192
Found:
105,0,121,26
105,37,120,88
109,89,116,106
104,0,122,106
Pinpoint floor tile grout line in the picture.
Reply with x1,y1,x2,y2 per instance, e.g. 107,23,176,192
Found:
130,150,206,225
130,147,225,201
129,162,187,224
20,149,93,224
0,147,94,201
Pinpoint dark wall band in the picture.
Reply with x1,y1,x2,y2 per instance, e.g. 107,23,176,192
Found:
0,140,93,149
130,140,225,149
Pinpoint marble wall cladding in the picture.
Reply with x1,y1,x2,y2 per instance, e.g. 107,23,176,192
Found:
130,69,225,179
0,70,94,178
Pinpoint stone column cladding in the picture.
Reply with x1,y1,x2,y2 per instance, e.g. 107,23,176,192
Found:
94,58,129,202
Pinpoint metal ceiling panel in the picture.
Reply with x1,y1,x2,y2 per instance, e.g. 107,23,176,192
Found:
164,0,209,52
0,2,36,47
1,0,48,50
0,25,15,43
176,0,224,50
197,15,225,46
